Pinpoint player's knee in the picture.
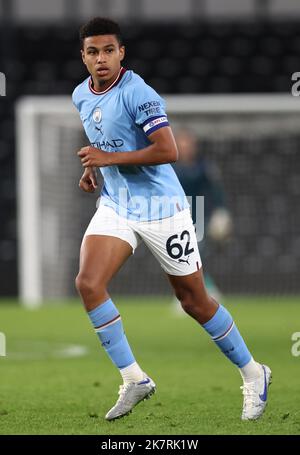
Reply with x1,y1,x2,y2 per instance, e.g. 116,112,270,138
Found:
75,273,91,297
176,288,194,314
177,288,211,317
180,295,197,316
75,273,105,300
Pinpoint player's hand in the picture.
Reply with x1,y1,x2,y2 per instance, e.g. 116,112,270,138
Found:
77,146,109,168
79,167,98,193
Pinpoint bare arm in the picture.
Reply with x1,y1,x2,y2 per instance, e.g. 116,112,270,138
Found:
77,126,178,168
109,127,178,166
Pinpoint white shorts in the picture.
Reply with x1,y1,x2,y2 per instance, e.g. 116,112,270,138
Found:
84,204,202,276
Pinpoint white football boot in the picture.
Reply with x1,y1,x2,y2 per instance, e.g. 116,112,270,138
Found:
241,364,272,420
105,375,156,421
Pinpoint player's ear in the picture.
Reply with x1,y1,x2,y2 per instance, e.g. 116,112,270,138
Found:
81,49,86,65
119,45,125,62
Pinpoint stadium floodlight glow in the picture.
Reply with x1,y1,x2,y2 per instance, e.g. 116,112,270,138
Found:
16,94,300,307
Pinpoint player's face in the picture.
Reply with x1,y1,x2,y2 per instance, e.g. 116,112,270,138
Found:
81,34,125,90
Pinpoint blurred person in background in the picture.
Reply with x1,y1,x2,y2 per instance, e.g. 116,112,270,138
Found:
172,128,233,307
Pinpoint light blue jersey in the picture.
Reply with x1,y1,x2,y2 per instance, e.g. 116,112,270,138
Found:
72,68,189,221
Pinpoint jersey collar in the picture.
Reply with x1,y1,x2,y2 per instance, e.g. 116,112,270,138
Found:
89,67,126,95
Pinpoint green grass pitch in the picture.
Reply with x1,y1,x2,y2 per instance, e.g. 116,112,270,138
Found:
0,296,299,435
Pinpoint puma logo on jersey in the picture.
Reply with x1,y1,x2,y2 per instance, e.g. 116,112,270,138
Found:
178,256,190,265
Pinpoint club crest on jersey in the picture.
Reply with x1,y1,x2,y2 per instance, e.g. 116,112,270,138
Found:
93,108,102,123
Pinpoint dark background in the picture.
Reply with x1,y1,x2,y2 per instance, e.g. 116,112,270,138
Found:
0,0,299,296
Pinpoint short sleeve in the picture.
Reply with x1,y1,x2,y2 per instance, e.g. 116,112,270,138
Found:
127,81,169,136
72,86,79,109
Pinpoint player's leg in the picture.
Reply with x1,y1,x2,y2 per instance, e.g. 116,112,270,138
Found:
76,234,131,311
76,234,145,382
168,268,218,323
75,206,155,420
167,268,271,420
170,243,222,316
168,267,255,366
136,208,271,420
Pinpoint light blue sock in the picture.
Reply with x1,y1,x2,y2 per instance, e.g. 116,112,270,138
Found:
202,304,252,368
88,298,135,369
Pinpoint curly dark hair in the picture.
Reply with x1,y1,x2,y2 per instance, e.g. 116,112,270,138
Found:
79,17,123,49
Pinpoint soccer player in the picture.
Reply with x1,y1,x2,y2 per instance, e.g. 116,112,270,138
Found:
72,17,271,421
